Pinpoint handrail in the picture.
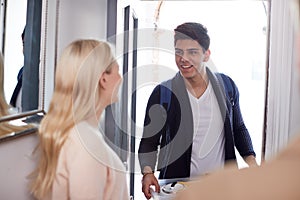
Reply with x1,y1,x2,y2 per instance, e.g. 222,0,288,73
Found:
0,110,45,142
0,127,38,143
0,109,45,123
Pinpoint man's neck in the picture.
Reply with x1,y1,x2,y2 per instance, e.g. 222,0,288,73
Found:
184,68,209,98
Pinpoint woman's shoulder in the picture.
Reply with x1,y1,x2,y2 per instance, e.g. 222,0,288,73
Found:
68,121,125,171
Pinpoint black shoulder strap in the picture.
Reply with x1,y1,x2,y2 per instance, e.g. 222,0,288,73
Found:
216,73,234,106
160,79,172,111
159,79,173,179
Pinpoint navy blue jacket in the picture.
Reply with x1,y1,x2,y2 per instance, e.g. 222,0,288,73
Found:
138,68,256,179
10,67,23,107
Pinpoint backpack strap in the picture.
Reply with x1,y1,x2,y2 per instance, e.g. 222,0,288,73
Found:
159,79,172,178
215,73,235,106
160,79,172,111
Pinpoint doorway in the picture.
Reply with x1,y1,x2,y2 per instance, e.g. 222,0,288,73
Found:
116,1,269,199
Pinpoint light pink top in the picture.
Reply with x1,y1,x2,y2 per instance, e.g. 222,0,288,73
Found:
45,121,129,200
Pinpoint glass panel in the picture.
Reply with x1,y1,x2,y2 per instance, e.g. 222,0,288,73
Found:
3,0,27,112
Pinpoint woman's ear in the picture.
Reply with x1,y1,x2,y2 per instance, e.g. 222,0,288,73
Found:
99,73,108,89
203,49,211,62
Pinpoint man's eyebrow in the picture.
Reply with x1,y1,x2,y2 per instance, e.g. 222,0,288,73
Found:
187,48,201,51
174,48,200,50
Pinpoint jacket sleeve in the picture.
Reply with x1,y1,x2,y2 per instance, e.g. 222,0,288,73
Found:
138,85,167,172
229,77,256,157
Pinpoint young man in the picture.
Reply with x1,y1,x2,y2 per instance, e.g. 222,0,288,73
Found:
138,22,257,199
174,1,300,199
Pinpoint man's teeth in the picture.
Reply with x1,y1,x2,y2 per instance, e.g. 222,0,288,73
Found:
182,65,192,69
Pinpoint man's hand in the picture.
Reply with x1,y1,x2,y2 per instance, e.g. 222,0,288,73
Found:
244,155,258,167
141,173,160,199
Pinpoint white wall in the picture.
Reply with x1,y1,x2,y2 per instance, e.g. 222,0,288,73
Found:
265,0,300,160
57,0,107,56
0,133,38,200
42,0,108,112
289,67,300,139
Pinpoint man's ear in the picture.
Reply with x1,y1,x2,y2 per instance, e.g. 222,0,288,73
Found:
203,49,211,62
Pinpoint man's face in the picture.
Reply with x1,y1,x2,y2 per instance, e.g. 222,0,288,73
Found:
174,39,210,80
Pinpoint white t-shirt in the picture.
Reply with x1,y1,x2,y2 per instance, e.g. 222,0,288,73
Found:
188,82,225,177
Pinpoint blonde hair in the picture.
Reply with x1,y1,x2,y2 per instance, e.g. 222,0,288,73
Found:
0,52,31,135
29,39,116,199
0,52,9,117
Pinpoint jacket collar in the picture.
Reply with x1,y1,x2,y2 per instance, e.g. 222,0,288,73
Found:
206,67,228,122
172,67,229,122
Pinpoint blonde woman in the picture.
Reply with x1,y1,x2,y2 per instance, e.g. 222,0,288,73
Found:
29,39,129,199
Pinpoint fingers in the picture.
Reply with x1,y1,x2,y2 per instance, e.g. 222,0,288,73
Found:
142,173,160,199
154,179,160,193
142,182,152,199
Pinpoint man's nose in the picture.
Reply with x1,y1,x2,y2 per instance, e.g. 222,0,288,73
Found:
180,53,189,62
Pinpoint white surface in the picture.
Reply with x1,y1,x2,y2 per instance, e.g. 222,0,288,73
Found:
151,182,187,200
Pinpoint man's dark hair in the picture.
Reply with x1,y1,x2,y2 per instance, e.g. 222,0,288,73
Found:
174,22,210,51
